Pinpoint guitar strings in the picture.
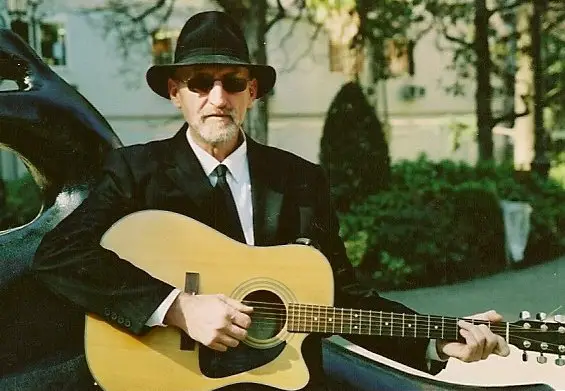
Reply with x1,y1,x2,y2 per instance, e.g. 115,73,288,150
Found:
243,300,565,324
237,303,565,339
242,317,565,352
246,314,564,335
243,302,563,331
241,316,565,351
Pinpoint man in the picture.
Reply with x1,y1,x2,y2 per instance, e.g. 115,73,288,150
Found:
32,10,509,390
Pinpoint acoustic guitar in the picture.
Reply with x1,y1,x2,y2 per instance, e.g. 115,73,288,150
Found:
85,210,565,391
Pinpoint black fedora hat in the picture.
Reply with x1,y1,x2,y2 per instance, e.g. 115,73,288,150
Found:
146,11,276,99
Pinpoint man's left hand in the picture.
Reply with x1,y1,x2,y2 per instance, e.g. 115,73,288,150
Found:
436,310,511,362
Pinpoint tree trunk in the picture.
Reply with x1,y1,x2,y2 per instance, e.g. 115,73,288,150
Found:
513,3,535,171
240,0,269,145
530,0,549,177
474,0,494,162
215,0,269,144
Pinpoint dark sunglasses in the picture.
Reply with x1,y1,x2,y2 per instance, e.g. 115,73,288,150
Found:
183,74,249,94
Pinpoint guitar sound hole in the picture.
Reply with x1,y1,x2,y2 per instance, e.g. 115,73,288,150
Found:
245,290,286,341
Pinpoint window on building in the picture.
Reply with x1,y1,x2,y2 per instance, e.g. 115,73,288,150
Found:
152,29,178,65
385,37,415,77
329,40,364,76
9,20,67,66
41,23,67,66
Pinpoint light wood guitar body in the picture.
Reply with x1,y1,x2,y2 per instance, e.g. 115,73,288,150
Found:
86,209,334,391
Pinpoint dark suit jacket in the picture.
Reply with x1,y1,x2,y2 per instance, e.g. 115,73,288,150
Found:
32,125,444,388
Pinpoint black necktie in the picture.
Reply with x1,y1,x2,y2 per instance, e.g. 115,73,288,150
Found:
212,164,246,243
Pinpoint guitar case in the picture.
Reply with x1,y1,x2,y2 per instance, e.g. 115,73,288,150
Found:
0,28,120,390
322,337,554,391
0,28,555,391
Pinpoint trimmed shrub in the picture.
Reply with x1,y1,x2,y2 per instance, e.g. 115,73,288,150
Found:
319,81,390,212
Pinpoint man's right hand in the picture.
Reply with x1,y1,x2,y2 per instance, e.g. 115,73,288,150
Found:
164,292,253,352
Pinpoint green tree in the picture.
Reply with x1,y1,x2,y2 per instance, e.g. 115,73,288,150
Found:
424,0,565,168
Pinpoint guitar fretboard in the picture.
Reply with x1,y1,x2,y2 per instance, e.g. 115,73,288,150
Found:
286,303,499,341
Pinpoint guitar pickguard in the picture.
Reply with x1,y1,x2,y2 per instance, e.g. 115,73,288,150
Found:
200,342,286,378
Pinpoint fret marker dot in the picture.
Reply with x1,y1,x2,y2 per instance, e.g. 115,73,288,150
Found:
355,314,359,318
329,318,333,322
434,326,438,329
385,322,389,326
314,317,318,321
354,326,358,329
408,324,412,328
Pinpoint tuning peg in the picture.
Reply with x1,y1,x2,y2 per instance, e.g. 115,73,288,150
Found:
536,312,547,321
537,353,548,364
554,314,565,324
522,351,528,362
520,311,531,320
556,356,565,366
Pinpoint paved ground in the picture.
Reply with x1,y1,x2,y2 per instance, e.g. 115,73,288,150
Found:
379,256,565,389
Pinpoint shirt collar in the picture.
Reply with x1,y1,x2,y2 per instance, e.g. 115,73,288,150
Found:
186,127,248,183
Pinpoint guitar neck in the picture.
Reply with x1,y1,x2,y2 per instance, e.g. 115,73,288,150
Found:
286,304,508,342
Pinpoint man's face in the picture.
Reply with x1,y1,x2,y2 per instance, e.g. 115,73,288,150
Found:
168,65,257,146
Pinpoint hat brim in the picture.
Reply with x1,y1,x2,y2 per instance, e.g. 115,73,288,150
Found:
146,56,276,100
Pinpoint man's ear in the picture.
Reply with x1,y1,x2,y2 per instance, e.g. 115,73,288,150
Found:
247,79,258,108
168,78,182,108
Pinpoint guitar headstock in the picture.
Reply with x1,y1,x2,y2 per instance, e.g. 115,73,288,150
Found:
509,311,565,365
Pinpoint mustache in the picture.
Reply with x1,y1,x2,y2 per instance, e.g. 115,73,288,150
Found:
202,111,235,119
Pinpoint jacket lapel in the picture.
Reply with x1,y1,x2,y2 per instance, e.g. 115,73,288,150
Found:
160,127,284,245
247,138,284,246
162,124,214,210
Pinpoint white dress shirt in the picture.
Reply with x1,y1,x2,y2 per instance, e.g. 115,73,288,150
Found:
144,129,445,364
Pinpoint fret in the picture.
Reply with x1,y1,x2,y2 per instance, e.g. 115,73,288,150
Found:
505,322,509,343
307,305,310,332
455,318,459,340
431,318,441,338
379,311,383,336
296,304,300,332
340,308,344,334
414,313,417,338
329,307,335,333
308,304,313,333
390,312,394,336
359,309,369,335
355,309,361,334
368,309,372,335
441,317,444,339
313,305,318,332
382,311,392,336
311,305,316,333
312,305,317,332
427,314,430,338
402,313,405,337
324,306,328,333
316,306,321,333
354,309,361,334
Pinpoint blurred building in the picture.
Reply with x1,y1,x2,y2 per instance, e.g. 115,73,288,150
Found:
0,0,506,181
